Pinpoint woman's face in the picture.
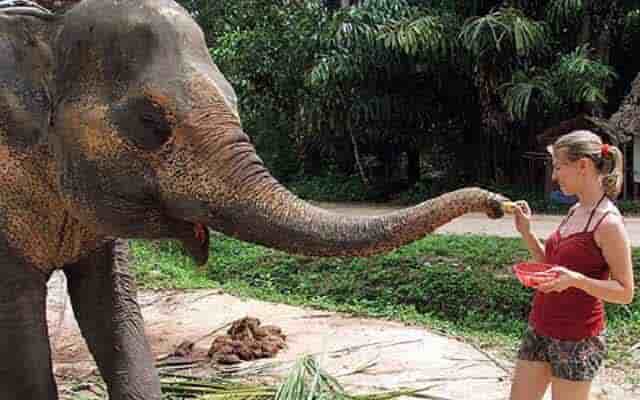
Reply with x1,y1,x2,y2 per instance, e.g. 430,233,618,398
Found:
551,149,583,195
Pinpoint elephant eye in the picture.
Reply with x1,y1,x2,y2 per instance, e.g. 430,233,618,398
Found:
111,95,176,150
140,99,174,146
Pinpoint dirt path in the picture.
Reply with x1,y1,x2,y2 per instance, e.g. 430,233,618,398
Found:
50,285,514,399
49,202,640,399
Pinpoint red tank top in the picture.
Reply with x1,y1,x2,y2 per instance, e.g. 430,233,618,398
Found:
529,197,612,340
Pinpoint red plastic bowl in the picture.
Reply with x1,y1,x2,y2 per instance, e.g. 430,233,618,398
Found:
512,262,558,288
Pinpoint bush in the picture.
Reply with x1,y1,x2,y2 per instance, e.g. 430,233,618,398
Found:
287,173,376,202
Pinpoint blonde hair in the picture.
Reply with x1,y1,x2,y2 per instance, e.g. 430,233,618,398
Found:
547,130,624,199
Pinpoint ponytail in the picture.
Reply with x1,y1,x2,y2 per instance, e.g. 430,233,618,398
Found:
601,145,624,199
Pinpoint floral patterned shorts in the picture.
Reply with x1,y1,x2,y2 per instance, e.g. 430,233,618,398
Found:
517,326,607,381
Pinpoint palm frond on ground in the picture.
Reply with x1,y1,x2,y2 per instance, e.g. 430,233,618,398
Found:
160,355,433,400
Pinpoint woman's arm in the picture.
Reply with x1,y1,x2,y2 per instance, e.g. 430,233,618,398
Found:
513,202,545,262
521,230,546,263
580,215,634,304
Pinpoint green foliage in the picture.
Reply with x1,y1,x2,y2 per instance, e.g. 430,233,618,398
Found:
176,0,637,189
188,1,327,177
624,9,640,53
554,45,618,104
159,354,426,400
287,173,374,201
545,0,583,31
626,9,640,34
459,7,547,61
499,46,617,122
499,69,559,120
618,199,640,215
302,0,463,183
307,1,454,93
132,241,217,290
380,15,453,57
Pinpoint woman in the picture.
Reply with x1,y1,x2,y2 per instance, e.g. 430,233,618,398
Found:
510,130,634,400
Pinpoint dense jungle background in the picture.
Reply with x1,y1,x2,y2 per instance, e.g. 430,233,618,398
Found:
164,0,640,210
42,0,640,208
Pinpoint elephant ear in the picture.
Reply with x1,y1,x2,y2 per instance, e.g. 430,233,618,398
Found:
51,0,239,117
0,6,56,149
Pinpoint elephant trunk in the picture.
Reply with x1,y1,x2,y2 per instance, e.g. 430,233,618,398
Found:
210,183,507,257
183,119,509,257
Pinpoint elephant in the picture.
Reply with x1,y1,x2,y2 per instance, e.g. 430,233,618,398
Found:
0,0,511,398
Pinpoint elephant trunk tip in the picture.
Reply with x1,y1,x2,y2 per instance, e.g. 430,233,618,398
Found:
487,192,512,219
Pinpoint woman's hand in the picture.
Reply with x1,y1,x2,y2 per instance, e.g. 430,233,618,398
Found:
513,200,532,236
532,266,584,293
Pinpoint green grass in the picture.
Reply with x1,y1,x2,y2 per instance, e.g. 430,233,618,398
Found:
131,233,640,382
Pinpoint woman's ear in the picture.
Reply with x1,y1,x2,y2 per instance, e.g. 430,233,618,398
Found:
576,157,592,175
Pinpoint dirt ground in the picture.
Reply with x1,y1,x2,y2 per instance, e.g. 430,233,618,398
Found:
50,283,515,399
47,203,640,399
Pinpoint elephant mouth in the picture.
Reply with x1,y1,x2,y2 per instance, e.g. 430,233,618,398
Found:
174,221,210,266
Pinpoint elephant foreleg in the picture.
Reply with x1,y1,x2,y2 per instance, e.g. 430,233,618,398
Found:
0,243,57,399
64,239,161,400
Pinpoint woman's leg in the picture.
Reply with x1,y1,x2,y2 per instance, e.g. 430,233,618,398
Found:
509,360,552,400
550,377,591,400
546,333,606,400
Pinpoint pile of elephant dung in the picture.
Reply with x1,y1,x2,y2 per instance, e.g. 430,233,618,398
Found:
208,317,286,365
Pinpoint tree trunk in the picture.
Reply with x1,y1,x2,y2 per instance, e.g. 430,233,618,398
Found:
578,0,625,117
333,134,355,175
476,63,512,183
407,147,420,187
459,126,480,184
302,143,324,176
350,132,370,187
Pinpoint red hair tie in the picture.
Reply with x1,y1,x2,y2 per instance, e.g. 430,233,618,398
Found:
601,144,610,157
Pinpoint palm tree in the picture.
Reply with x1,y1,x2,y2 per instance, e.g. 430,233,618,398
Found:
500,45,617,122
304,0,458,187
459,7,547,182
564,0,625,116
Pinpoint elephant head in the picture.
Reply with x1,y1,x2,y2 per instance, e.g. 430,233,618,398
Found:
6,0,509,267
47,0,512,265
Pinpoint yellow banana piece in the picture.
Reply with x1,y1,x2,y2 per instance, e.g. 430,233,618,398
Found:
502,201,518,214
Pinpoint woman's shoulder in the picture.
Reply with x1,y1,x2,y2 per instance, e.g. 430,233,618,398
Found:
595,201,623,225
593,204,627,243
